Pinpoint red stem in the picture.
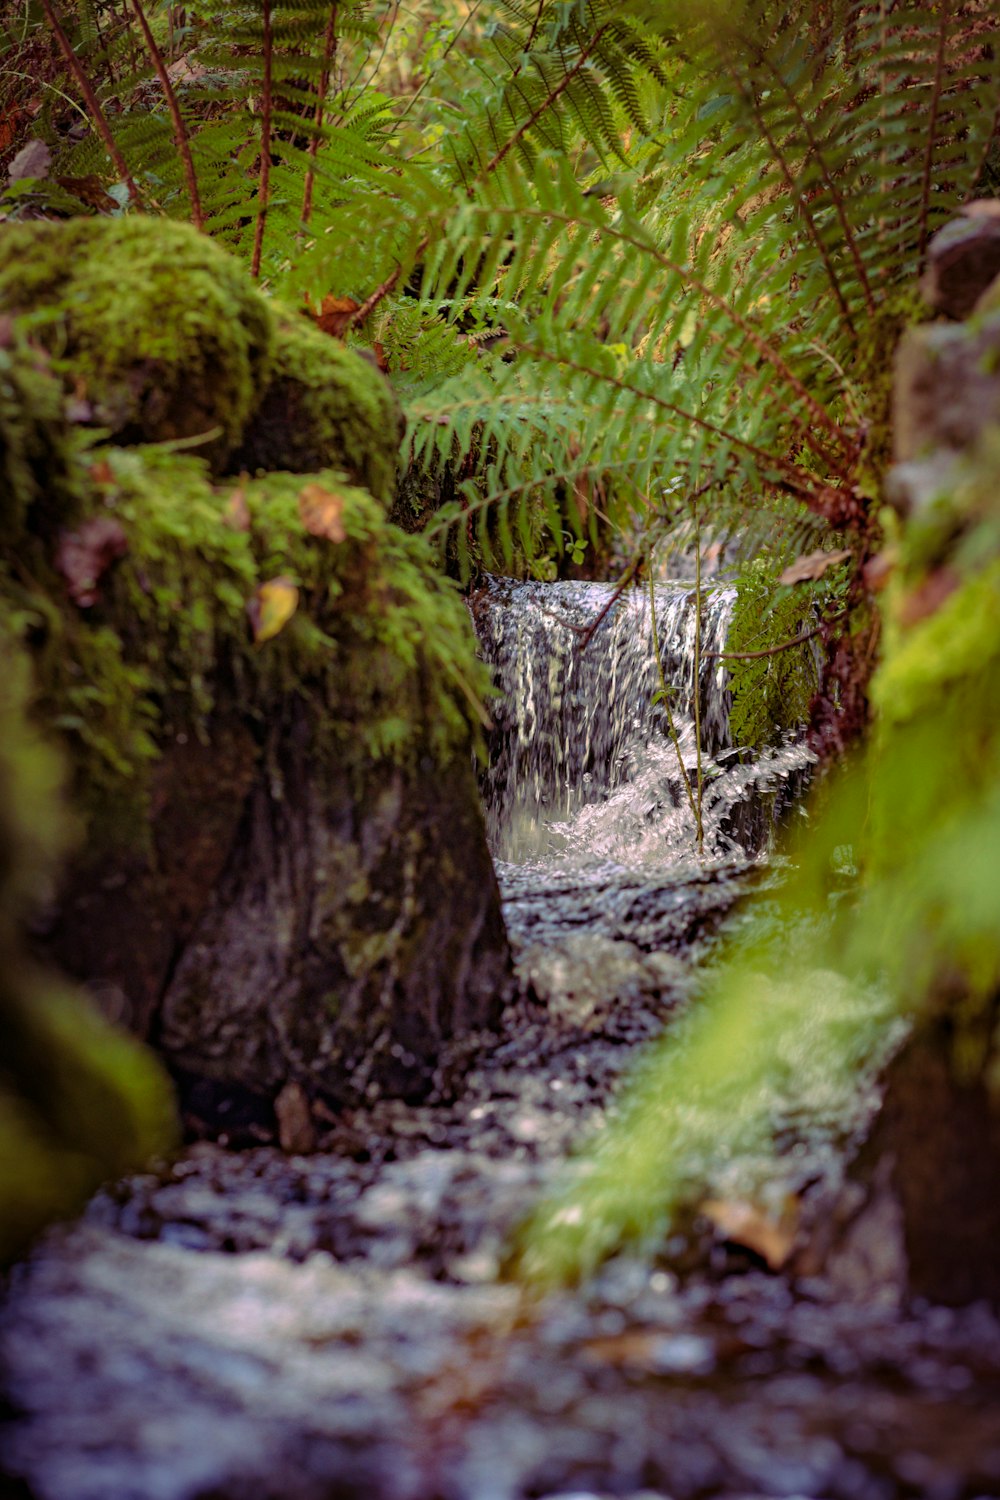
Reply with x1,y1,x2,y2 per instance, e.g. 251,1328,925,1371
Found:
130,0,203,228
301,4,339,227
251,0,273,278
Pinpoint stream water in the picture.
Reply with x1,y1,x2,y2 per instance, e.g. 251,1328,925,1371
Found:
3,577,1000,1500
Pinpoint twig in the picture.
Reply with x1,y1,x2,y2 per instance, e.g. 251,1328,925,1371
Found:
648,559,703,842
577,555,642,648
691,500,705,855
704,610,847,660
251,0,273,277
301,4,338,228
39,0,143,204
129,0,203,228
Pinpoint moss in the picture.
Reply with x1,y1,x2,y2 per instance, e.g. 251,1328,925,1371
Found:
2,441,490,838
232,311,401,504
0,324,90,536
0,217,273,471
0,639,176,1264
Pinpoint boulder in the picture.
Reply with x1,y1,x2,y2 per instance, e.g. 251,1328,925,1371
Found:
231,312,401,504
0,218,273,471
921,202,1000,320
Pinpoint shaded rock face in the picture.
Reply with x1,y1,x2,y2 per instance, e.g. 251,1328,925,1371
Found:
157,728,512,1109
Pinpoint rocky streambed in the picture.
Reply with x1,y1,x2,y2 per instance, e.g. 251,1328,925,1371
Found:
4,868,1000,1500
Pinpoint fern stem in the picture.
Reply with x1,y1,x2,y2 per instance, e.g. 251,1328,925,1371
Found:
301,4,339,228
251,0,274,279
514,340,830,506
727,63,854,333
476,203,851,461
918,2,950,257
129,0,202,229
758,49,875,316
480,24,610,181
39,0,143,205
691,500,705,856
648,559,702,846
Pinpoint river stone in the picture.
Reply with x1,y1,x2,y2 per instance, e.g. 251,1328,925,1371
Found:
893,310,1000,464
155,733,512,1113
921,203,1000,320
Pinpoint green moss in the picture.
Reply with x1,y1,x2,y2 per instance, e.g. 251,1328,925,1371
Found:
0,323,90,536
233,311,401,503
2,442,490,837
0,638,176,1264
0,217,274,471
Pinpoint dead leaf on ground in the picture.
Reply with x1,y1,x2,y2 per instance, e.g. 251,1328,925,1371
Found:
309,294,361,339
55,174,118,213
778,548,852,586
56,516,128,607
8,139,51,184
274,1080,316,1154
299,482,346,542
247,576,299,643
899,567,960,627
224,485,251,531
700,1196,799,1271
88,459,115,487
862,549,897,592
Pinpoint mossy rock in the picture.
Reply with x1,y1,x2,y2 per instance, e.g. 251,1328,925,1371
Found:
231,312,401,504
5,443,512,1114
0,642,176,1264
0,217,273,471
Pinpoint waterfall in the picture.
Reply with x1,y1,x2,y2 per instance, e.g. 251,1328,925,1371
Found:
470,575,814,874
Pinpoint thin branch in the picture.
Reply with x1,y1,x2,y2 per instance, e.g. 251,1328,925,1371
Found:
39,0,143,204
251,0,273,278
301,4,338,227
704,610,848,660
918,2,950,257
129,0,202,228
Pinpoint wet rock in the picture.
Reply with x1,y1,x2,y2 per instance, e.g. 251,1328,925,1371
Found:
893,312,1000,465
518,933,689,1026
921,203,1000,321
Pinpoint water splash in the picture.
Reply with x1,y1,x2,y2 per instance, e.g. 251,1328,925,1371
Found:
471,575,813,875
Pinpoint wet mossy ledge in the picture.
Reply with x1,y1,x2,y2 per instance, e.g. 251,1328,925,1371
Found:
0,215,513,1140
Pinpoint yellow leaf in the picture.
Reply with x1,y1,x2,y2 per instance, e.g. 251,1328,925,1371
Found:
299,483,347,543
247,577,298,644
700,1196,798,1270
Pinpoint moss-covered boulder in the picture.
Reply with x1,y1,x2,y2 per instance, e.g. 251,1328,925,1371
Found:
0,218,273,471
7,438,511,1120
231,312,401,504
0,640,176,1264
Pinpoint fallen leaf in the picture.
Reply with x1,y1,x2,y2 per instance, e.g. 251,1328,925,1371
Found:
372,340,389,372
224,485,251,531
56,516,128,606
88,459,115,487
8,139,51,184
778,548,852,586
700,1196,798,1271
310,294,361,339
247,577,298,643
274,1080,316,1154
862,549,896,592
55,174,118,213
298,482,346,542
898,567,960,627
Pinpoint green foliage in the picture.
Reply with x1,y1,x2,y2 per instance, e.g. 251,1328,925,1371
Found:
726,558,848,750
0,634,176,1265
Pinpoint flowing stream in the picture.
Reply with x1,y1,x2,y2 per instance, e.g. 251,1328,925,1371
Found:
3,577,1000,1500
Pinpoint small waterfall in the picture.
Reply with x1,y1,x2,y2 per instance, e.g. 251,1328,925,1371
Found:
471,575,813,874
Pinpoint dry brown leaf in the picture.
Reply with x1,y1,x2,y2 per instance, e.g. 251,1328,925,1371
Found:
224,486,251,531
862,549,896,592
8,138,51,183
700,1196,798,1271
56,516,128,607
899,567,960,627
274,1081,316,1154
299,482,346,542
310,294,361,339
778,548,852,586
88,459,115,487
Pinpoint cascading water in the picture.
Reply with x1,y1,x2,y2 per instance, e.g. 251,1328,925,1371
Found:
471,575,814,880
